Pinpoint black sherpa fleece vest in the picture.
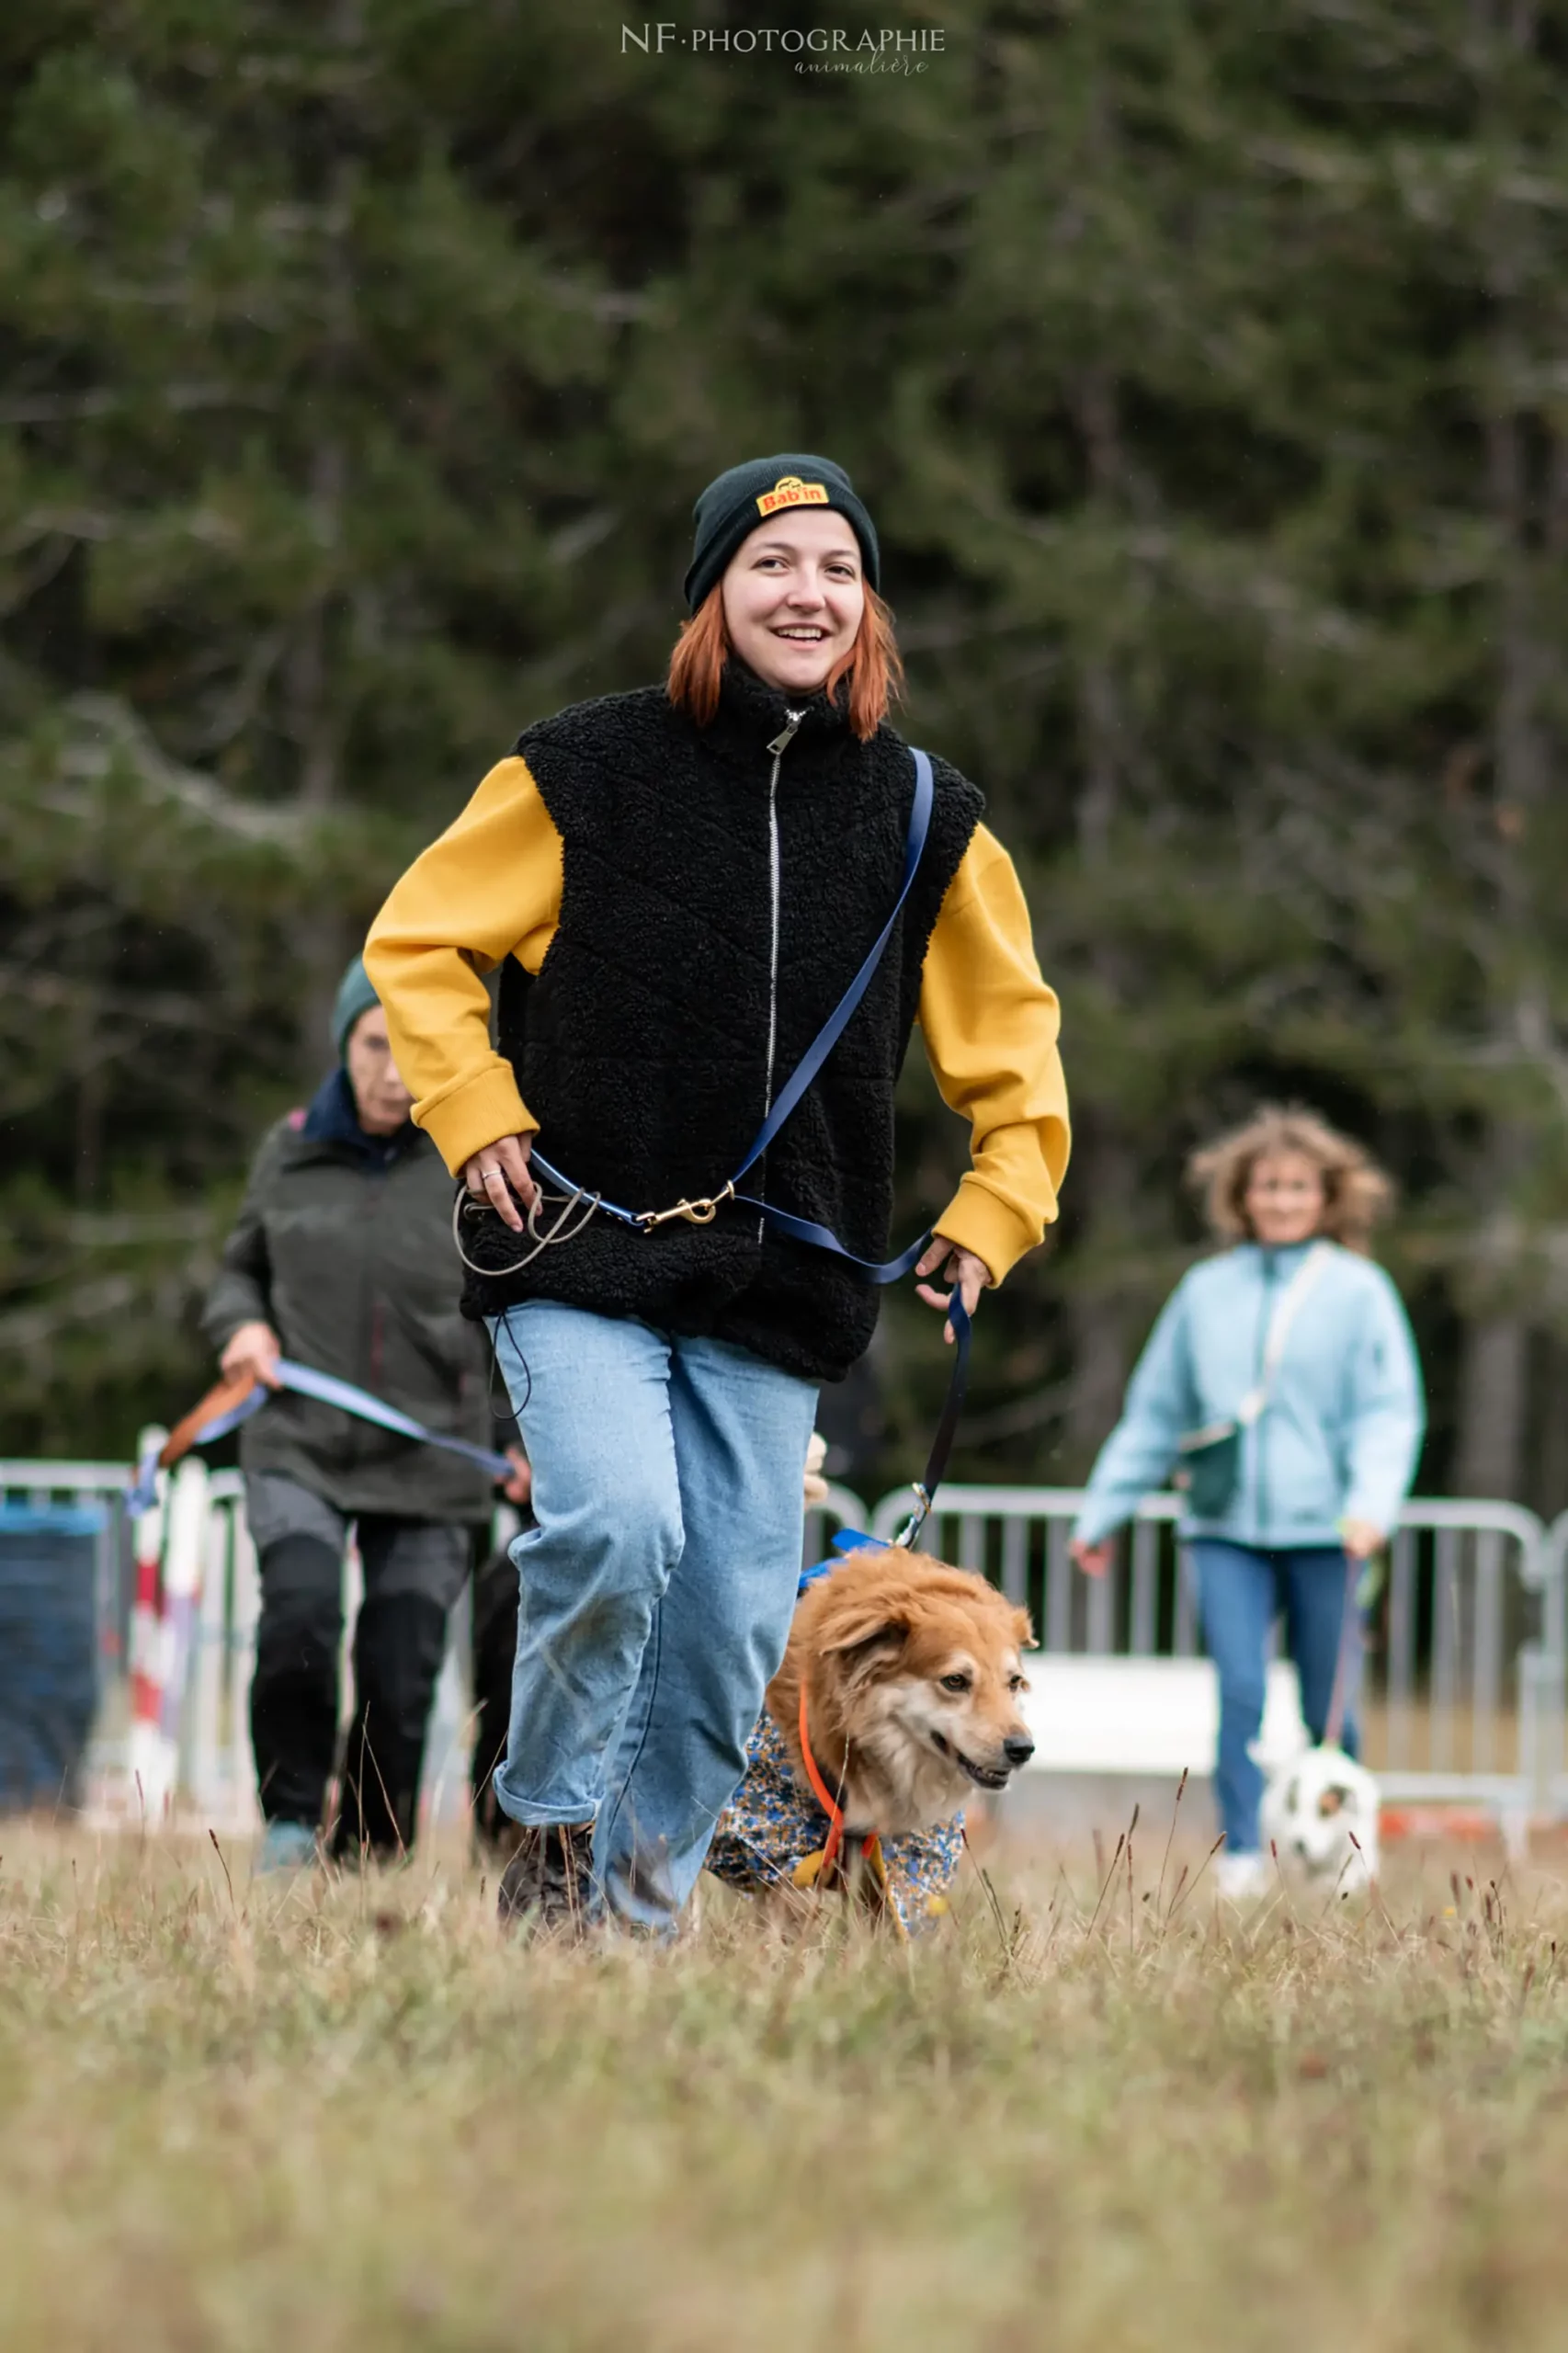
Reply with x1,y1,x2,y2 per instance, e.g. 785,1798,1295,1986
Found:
461,661,983,1383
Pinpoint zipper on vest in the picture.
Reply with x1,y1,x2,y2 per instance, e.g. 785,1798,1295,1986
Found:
762,711,805,1127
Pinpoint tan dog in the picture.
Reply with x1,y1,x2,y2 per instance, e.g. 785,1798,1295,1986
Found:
708,1547,1036,1931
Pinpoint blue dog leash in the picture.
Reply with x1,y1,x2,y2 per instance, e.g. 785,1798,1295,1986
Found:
126,1359,512,1515
800,1290,972,1591
459,748,937,1286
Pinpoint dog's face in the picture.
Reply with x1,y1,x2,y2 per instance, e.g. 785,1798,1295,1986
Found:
1261,1745,1380,1889
803,1553,1036,1834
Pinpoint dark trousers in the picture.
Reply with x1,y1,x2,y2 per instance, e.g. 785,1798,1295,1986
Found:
470,1540,521,1858
244,1472,468,1859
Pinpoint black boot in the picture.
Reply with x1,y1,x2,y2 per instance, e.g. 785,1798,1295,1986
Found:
496,1822,596,1937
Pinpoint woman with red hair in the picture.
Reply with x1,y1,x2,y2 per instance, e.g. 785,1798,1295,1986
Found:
367,453,1069,1936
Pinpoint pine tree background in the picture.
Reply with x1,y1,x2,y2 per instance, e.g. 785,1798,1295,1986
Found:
3,0,1567,1508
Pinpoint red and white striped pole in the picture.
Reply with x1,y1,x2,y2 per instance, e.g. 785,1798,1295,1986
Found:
124,1445,210,1823
125,1424,168,1819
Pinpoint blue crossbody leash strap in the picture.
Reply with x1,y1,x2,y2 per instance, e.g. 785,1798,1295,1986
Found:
516,749,936,1280
732,745,933,1187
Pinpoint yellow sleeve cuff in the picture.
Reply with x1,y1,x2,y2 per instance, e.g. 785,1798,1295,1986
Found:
934,1171,1045,1287
415,1065,538,1178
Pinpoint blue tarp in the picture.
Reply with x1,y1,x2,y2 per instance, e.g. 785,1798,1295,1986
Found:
0,1507,105,1812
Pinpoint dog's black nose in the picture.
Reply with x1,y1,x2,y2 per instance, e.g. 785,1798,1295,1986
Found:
1003,1734,1035,1768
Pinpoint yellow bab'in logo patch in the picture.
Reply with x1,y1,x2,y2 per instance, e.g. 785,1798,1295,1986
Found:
756,475,830,517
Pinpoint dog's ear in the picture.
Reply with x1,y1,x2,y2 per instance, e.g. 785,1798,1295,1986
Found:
1010,1604,1037,1652
819,1606,909,1667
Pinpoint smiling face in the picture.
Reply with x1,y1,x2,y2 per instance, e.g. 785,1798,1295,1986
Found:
720,507,866,696
1244,1148,1327,1245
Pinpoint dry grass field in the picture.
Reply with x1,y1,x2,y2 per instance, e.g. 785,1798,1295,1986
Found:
4,1813,1568,2352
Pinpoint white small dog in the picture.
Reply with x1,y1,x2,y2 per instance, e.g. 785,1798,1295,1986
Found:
1260,1744,1381,1893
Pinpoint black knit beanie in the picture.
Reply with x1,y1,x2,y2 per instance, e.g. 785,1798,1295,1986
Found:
683,454,881,611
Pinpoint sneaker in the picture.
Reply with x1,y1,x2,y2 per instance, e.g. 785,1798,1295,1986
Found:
255,1819,320,1876
496,1821,596,1937
1215,1850,1273,1904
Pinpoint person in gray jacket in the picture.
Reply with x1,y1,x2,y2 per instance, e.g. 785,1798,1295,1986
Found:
1069,1107,1424,1902
203,957,503,1873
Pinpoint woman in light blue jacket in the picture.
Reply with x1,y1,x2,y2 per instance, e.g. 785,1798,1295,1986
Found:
1070,1108,1424,1900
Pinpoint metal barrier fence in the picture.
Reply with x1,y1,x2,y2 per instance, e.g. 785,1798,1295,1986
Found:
0,1454,521,1833
0,1455,145,1816
1,1455,1561,1836
801,1483,869,1573
864,1485,1562,1829
0,1455,139,1679
0,1449,257,1826
1542,1510,1568,1821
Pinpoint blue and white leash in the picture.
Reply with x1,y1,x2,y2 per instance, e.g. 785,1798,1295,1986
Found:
126,1359,512,1515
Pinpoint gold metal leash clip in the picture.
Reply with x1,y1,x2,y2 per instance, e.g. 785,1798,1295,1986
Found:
636,1180,737,1233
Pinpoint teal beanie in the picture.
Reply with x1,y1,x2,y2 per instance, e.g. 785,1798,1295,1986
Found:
332,956,380,1061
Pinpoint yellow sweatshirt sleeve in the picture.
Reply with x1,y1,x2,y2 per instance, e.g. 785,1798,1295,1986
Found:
363,756,563,1176
918,824,1070,1284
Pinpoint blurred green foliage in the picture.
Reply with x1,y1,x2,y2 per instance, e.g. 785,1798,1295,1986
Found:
3,1,1568,1506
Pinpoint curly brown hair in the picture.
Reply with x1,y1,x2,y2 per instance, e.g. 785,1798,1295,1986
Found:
1187,1105,1394,1253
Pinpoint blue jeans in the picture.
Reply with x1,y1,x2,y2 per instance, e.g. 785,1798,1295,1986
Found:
1188,1540,1361,1858
486,1302,818,1932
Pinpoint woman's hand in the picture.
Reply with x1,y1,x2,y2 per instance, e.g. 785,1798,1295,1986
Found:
915,1236,991,1344
499,1446,532,1507
1340,1518,1383,1561
220,1321,283,1391
461,1133,538,1232
1070,1539,1114,1579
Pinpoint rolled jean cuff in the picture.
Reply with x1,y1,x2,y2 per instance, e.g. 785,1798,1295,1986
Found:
492,1777,599,1831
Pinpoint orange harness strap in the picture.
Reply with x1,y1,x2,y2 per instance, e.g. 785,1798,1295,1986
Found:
796,1681,884,1882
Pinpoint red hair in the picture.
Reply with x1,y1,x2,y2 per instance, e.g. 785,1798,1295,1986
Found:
667,585,903,742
